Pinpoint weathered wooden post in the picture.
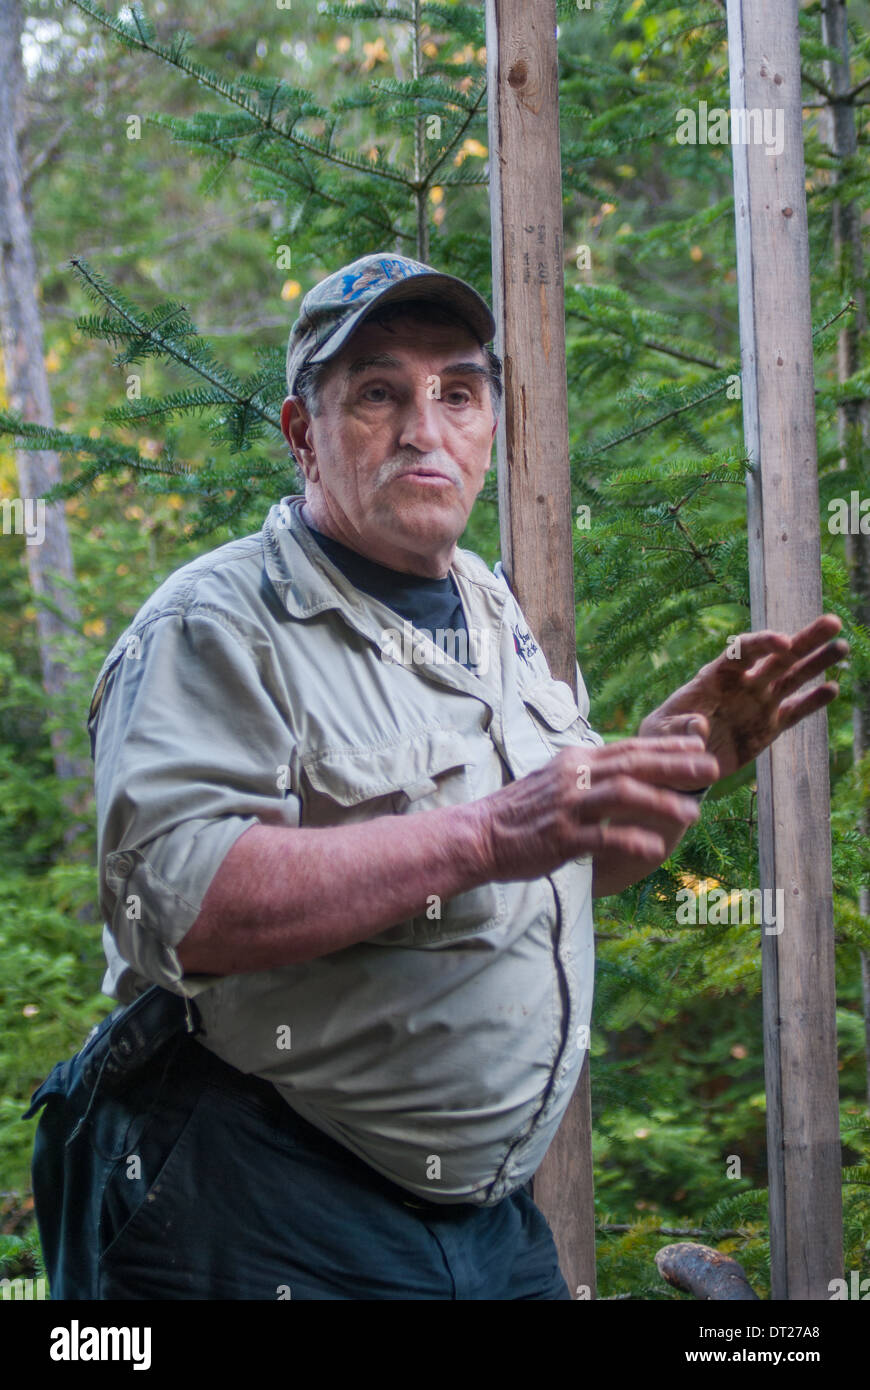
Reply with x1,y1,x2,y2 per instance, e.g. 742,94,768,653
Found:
485,0,596,1297
726,0,844,1297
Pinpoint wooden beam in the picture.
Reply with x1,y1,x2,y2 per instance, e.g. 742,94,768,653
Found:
485,0,596,1297
726,0,844,1298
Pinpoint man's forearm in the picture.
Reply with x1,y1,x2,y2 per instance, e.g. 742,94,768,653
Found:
175,807,490,976
176,736,714,975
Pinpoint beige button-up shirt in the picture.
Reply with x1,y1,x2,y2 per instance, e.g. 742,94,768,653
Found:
89,495,604,1206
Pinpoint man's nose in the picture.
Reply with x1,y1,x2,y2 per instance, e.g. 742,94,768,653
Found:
396,385,444,454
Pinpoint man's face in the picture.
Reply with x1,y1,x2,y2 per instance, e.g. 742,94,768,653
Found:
280,312,498,577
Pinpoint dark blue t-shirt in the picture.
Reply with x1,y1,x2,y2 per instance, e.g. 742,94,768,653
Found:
304,519,472,668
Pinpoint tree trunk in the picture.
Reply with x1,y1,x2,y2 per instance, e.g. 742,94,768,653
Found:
821,0,870,1107
726,0,843,1298
411,0,429,263
0,0,91,820
486,0,596,1298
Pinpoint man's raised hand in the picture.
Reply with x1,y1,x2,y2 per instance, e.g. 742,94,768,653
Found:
637,615,848,780
474,736,720,884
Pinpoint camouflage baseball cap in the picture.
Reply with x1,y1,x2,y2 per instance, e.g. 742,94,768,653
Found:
285,251,496,396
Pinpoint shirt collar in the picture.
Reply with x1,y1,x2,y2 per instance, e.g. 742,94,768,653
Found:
262,495,507,703
263,494,502,611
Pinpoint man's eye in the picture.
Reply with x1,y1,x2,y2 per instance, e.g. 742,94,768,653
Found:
359,384,472,405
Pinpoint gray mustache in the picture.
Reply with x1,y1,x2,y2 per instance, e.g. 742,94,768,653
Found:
376,456,465,491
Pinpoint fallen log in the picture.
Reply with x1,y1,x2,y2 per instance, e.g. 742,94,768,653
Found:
655,1242,759,1300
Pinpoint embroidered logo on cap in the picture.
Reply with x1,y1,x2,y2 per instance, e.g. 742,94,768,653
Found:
340,257,431,303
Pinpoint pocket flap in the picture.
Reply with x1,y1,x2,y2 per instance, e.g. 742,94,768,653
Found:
301,729,481,807
523,680,585,732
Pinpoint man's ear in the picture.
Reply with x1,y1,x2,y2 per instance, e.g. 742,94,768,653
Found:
281,397,299,447
282,397,319,484
282,396,312,458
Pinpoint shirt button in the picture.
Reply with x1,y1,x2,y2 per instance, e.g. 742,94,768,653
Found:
113,853,134,876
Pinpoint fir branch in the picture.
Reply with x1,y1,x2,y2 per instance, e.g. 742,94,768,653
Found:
360,75,480,113
573,379,738,462
0,414,190,489
103,389,240,425
69,258,282,434
418,77,488,190
68,0,425,190
190,140,403,246
636,13,725,69
801,69,835,102
568,303,726,371
326,2,485,43
847,72,870,100
668,510,722,589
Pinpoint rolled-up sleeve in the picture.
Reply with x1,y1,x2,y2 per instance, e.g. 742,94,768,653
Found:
90,609,300,994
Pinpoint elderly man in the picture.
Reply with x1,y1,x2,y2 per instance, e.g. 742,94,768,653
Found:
26,252,846,1301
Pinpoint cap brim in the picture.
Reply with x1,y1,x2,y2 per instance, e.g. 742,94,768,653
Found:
306,272,496,366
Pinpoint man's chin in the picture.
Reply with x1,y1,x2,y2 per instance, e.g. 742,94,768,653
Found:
373,497,466,555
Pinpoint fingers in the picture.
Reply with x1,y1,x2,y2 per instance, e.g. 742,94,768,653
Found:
784,613,843,656
735,615,842,663
571,774,703,833
597,736,710,753
769,639,849,700
722,615,846,687
565,775,700,873
775,681,839,732
490,736,718,883
583,824,667,861
578,741,720,790
721,631,791,669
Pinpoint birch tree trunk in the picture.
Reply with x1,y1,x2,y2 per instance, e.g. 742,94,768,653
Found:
0,0,90,811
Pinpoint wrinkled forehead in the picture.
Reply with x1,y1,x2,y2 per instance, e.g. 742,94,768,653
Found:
323,312,488,393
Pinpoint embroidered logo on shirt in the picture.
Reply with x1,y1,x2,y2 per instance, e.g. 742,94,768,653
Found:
513,625,539,663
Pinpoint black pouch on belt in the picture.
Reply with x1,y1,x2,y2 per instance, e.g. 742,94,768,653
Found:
22,984,203,1151
76,984,202,1099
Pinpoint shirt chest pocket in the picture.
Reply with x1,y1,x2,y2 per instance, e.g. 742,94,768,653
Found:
299,732,507,948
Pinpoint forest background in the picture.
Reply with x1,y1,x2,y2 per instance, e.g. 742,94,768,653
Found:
0,0,868,1299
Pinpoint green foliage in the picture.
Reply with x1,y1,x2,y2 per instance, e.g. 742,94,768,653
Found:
0,864,109,1194
2,0,869,1300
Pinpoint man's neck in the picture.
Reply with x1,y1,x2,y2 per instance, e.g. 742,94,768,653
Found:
300,501,455,579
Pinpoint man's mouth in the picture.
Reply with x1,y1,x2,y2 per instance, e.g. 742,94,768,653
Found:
394,467,455,484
